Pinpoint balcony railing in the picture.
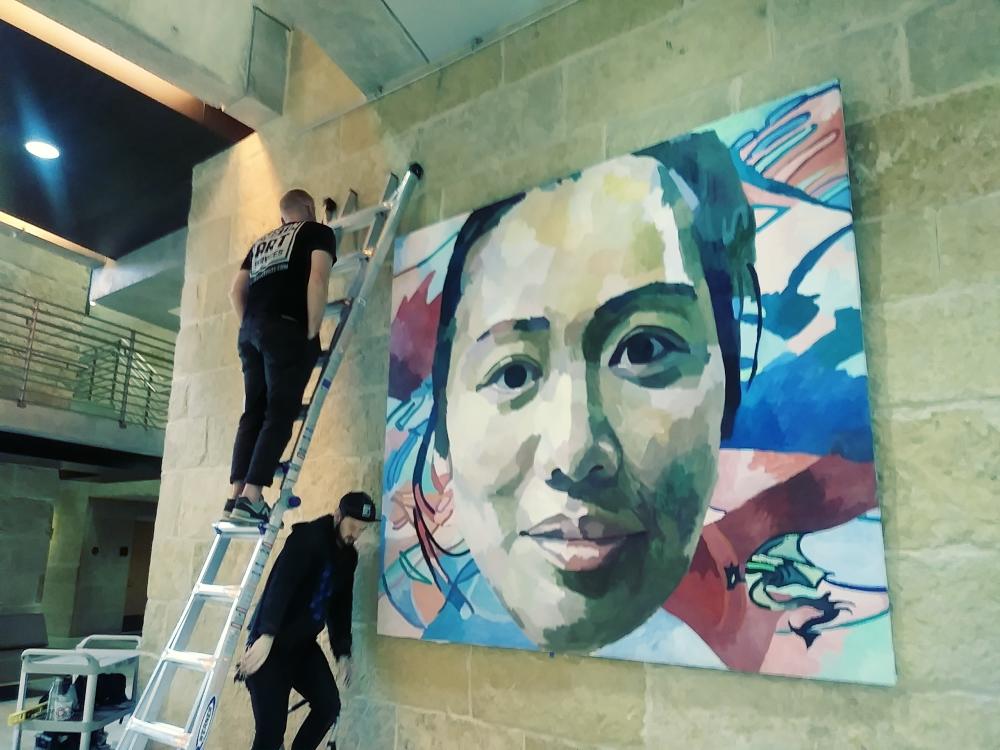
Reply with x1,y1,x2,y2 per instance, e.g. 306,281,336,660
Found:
0,287,174,429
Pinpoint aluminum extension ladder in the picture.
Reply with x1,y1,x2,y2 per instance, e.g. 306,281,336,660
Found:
116,163,423,750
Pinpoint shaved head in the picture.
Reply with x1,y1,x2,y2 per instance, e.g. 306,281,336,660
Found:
280,188,316,223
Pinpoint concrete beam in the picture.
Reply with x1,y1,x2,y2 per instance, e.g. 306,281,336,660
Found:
89,229,185,331
257,0,427,96
16,0,289,127
0,399,164,457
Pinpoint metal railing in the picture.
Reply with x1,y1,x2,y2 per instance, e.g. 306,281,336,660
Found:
0,286,174,429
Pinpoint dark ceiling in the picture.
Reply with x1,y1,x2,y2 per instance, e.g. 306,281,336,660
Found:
0,21,249,260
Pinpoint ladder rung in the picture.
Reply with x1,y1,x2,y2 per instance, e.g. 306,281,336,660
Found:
212,520,265,537
324,297,353,315
193,583,241,602
127,718,190,748
163,648,217,672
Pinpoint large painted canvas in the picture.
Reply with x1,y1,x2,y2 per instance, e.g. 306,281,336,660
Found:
378,81,896,686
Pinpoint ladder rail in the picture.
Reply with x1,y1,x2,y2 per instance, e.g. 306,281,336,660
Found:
117,164,422,750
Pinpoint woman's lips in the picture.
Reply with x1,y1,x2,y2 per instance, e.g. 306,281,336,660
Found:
520,514,646,572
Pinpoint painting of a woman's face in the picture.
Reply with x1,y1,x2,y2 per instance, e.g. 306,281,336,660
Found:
442,155,727,651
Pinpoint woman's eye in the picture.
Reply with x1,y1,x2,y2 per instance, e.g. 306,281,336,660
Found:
609,327,687,377
479,359,541,397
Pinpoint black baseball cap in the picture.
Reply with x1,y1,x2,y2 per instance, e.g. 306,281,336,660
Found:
339,492,378,522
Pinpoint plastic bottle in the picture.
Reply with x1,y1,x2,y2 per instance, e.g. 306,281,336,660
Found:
51,676,76,721
45,678,60,720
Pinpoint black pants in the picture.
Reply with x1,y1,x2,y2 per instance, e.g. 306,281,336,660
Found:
246,640,340,750
230,316,320,487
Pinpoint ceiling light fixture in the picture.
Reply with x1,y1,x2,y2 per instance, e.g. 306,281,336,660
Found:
25,140,60,159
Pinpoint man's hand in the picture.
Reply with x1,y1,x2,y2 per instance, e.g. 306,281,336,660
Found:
236,635,274,680
335,655,352,689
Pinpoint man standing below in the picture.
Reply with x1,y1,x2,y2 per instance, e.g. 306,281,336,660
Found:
226,189,336,523
236,491,379,750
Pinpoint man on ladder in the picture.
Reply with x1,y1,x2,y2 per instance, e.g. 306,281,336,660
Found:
226,188,336,523
234,491,378,750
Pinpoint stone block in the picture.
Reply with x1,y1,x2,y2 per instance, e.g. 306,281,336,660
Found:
146,537,196,600
937,192,1000,286
167,375,190,422
399,187,443,235
205,414,238,470
605,83,730,158
770,0,925,51
287,121,343,185
906,0,1000,97
353,548,381,626
847,85,1000,218
292,456,384,515
876,691,1000,749
889,546,1000,694
525,736,604,750
199,264,240,319
284,30,366,128
234,149,286,210
439,126,605,218
189,167,239,226
854,211,939,303
876,401,999,551
173,315,240,376
185,364,244,420
331,697,396,750
185,216,233,278
503,0,684,83
161,416,208,471
370,636,471,715
564,0,769,128
414,67,564,187
469,649,645,746
864,288,1000,405
396,707,525,750
374,43,502,138
312,384,390,455
229,206,280,266
162,416,209,473
339,334,390,392
740,23,905,123
209,678,256,749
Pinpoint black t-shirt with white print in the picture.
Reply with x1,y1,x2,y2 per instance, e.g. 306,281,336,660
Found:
239,221,336,327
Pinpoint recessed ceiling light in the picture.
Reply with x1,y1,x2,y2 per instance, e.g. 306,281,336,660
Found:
25,140,60,159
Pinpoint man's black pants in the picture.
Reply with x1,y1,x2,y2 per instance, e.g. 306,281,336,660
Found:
246,641,339,750
230,316,320,488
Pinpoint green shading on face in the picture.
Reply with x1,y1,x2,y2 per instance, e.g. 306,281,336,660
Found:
444,155,726,652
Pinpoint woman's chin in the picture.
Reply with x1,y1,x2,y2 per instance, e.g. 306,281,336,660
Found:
506,589,662,653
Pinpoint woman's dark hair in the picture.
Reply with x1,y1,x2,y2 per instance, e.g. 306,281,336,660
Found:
409,131,761,586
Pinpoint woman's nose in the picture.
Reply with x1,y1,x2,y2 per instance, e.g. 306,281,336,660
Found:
538,369,620,491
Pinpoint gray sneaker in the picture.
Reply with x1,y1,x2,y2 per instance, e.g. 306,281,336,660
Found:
230,497,272,524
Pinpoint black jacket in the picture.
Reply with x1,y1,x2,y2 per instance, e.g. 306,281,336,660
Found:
248,514,356,659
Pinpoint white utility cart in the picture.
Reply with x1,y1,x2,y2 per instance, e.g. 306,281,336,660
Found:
11,635,140,750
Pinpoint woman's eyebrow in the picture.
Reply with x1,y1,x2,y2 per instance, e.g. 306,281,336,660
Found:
475,316,549,343
595,282,697,318
582,282,697,357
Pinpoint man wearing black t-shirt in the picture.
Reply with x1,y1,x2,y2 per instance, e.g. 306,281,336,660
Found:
225,189,336,523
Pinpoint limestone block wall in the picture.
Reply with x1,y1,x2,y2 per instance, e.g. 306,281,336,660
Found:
156,0,1000,747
